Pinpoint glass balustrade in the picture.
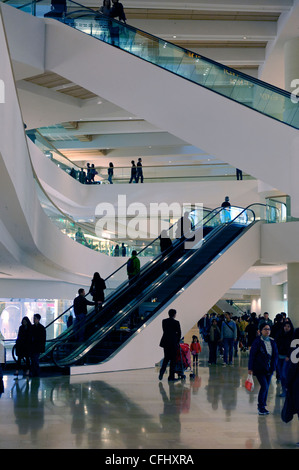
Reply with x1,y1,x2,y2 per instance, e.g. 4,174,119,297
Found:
3,0,298,128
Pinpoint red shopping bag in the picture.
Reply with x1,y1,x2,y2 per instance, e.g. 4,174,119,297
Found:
245,374,254,392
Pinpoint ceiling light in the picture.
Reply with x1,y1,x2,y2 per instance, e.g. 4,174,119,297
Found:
173,35,176,38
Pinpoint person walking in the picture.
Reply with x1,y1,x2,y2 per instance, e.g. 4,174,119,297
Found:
31,314,46,377
159,309,182,381
258,312,273,330
129,160,137,183
108,162,114,184
220,312,237,366
89,272,106,310
15,317,32,378
136,157,144,183
245,317,258,349
127,250,140,285
236,168,243,180
190,335,201,366
276,320,294,397
248,322,278,415
207,318,221,365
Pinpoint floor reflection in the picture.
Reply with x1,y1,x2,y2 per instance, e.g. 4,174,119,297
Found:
0,351,298,449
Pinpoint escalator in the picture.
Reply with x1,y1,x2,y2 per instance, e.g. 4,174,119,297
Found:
47,204,262,369
3,0,298,129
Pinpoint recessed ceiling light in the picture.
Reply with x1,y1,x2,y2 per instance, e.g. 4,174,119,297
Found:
173,35,176,38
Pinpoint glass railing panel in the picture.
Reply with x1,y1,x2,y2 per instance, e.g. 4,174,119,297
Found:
3,0,298,128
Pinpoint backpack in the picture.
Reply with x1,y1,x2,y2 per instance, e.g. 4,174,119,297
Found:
127,258,134,273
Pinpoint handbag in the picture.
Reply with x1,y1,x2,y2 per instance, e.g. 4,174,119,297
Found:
281,391,294,423
245,374,254,392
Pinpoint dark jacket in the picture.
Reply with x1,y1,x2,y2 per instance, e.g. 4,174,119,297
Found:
276,328,294,357
159,317,181,352
248,336,278,376
286,356,299,415
73,295,95,316
16,324,32,357
159,236,172,254
110,2,126,22
90,277,106,302
31,323,46,354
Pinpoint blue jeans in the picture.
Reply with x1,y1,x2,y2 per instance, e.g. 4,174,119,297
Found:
223,338,234,364
31,353,40,377
277,358,290,393
255,373,272,410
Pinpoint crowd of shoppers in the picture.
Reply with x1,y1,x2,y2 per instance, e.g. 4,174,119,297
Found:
197,309,298,423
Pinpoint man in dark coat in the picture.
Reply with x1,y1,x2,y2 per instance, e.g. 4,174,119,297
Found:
159,309,181,381
31,314,46,377
73,288,95,342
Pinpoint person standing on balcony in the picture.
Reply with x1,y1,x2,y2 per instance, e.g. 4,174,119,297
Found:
136,157,144,183
110,0,126,22
109,0,126,46
129,160,137,183
221,196,231,222
108,162,114,184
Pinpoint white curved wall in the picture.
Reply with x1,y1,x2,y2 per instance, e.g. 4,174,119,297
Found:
0,11,125,286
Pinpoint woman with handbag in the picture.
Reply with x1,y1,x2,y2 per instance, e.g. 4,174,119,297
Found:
248,322,278,415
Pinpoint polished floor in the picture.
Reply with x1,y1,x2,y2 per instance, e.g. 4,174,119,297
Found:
0,344,298,450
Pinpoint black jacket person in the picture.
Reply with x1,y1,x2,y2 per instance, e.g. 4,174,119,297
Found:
159,309,181,381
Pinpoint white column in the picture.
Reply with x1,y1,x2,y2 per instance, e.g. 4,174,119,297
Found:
284,38,299,93
260,277,284,320
287,263,299,326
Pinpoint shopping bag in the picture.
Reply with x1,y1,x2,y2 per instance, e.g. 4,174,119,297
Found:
245,374,254,392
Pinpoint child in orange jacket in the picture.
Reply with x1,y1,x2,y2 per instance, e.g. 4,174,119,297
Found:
190,335,201,365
